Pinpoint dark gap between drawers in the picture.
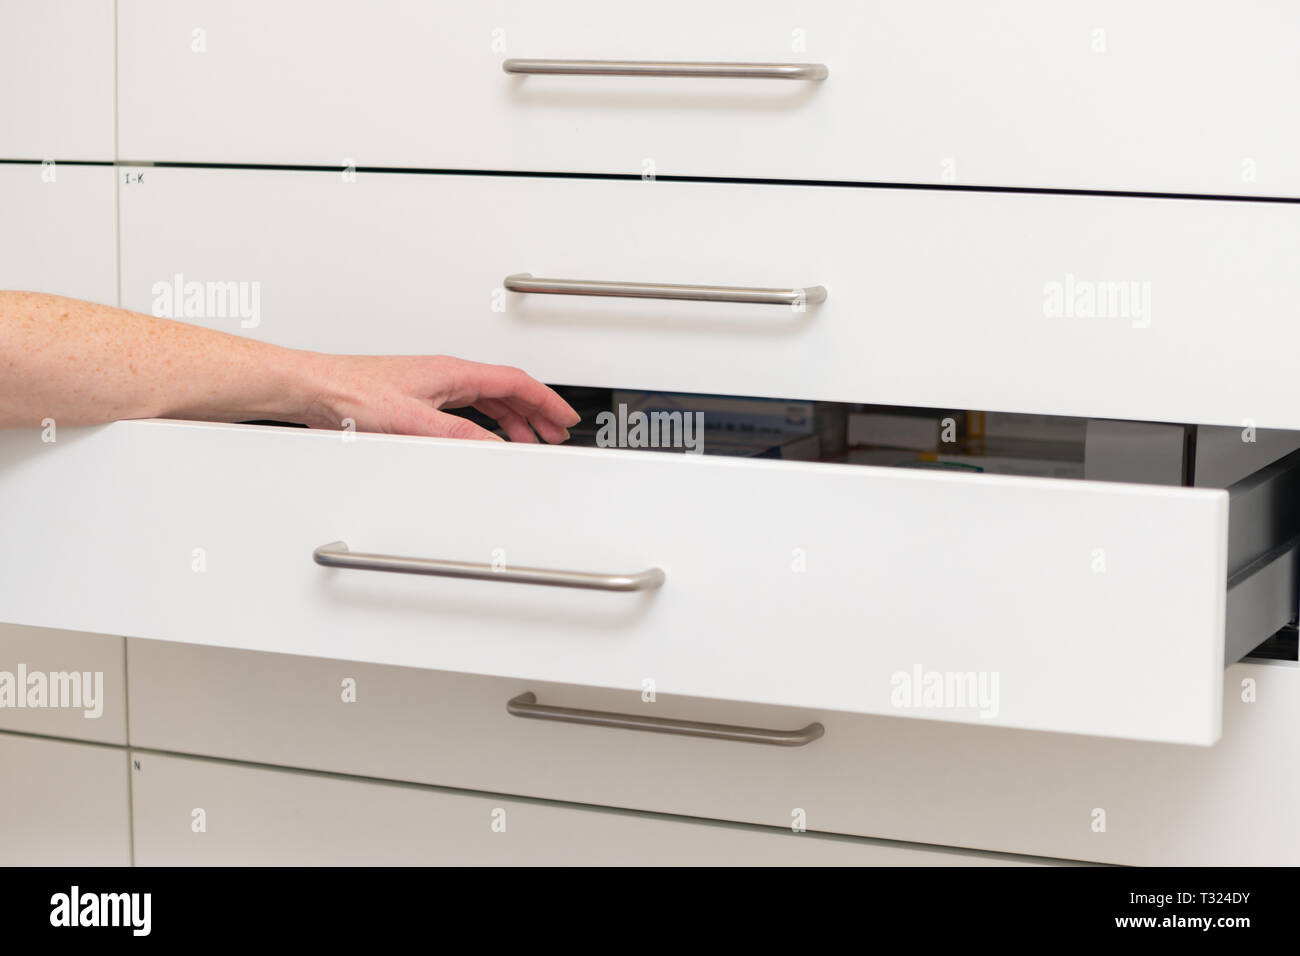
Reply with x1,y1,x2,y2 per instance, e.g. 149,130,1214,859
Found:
246,387,1300,490
100,159,1300,206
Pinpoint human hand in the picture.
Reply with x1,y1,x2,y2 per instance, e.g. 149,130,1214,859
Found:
298,354,581,442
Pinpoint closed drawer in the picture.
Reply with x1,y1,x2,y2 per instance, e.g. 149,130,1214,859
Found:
119,168,1300,429
125,640,1299,865
0,732,131,865
117,0,1300,197
0,163,117,303
3,419,1296,744
128,749,1051,865
0,624,126,744
0,0,115,160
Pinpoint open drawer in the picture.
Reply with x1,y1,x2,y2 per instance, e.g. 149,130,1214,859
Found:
1,419,1295,745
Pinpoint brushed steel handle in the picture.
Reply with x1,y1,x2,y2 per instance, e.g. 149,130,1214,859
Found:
505,273,827,307
507,693,825,747
503,59,829,81
313,541,665,592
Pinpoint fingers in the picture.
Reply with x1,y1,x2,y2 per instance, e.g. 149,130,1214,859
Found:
315,356,580,443
442,360,581,430
473,398,539,444
472,397,573,445
323,401,504,442
422,408,505,442
508,399,571,444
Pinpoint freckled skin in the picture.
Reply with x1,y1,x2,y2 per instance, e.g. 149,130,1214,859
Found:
0,292,580,441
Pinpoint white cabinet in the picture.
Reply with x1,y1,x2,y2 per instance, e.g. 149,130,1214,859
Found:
0,163,117,303
0,732,131,865
117,0,1300,196
0,0,1297,867
0,0,115,160
128,749,1052,866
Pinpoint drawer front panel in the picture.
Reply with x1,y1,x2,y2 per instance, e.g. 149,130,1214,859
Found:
117,0,1300,197
0,625,126,744
128,749,1047,865
0,163,118,303
0,732,131,866
0,419,1228,743
118,168,1300,429
0,0,115,160
126,640,1300,866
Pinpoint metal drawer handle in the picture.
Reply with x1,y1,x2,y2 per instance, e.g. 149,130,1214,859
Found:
503,59,829,81
313,541,665,592
507,692,825,747
505,273,827,307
